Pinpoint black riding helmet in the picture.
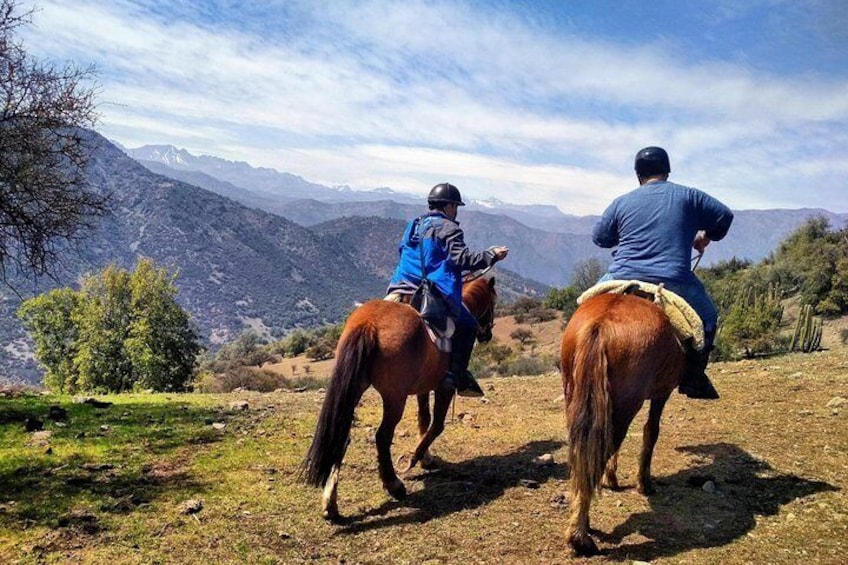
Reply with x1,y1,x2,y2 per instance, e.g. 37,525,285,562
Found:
427,182,465,206
634,146,671,177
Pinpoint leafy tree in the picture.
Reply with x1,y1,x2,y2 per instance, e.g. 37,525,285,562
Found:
74,264,134,391
17,288,82,390
714,283,785,360
543,285,581,319
0,0,107,283
124,259,203,391
305,341,334,361
766,217,848,315
215,329,268,367
18,259,202,392
276,329,311,357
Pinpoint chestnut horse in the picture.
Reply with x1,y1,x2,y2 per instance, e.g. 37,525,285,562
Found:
302,276,497,520
560,292,686,556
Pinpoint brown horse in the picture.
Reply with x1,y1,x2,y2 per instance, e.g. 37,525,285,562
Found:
302,276,497,520
560,292,687,556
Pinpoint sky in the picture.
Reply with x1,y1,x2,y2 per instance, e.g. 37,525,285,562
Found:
21,0,848,214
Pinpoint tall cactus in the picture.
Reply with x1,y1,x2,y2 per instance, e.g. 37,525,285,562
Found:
791,304,823,352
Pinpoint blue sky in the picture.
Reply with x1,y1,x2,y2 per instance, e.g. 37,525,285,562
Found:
22,0,848,214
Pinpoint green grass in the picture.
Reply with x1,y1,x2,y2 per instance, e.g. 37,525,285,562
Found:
1,349,847,564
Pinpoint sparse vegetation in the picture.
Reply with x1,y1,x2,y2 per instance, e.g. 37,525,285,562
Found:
1,345,846,564
509,327,534,345
197,324,342,392
702,216,848,359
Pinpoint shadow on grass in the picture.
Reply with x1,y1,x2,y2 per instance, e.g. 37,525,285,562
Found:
0,395,229,530
335,439,566,534
595,442,839,560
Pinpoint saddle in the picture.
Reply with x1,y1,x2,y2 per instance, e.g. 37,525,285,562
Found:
577,280,705,351
384,292,455,352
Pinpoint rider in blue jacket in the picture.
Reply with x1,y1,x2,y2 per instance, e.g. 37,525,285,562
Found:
593,147,734,399
388,183,509,397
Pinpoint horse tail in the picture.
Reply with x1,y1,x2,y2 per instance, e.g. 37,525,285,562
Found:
302,323,376,487
566,324,614,496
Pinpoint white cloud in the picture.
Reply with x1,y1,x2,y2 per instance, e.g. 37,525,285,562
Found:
22,0,848,213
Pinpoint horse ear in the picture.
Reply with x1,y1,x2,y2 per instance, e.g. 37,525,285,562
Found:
488,276,496,288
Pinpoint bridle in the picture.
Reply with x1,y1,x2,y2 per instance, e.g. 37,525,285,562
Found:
463,267,496,342
474,298,496,343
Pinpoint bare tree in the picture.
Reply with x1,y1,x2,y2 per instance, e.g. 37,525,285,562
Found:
0,0,107,284
570,257,607,293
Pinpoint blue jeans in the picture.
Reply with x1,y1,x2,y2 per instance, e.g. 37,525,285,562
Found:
454,303,478,330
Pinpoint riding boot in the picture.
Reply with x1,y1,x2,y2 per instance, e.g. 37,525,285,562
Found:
445,326,484,398
678,345,719,400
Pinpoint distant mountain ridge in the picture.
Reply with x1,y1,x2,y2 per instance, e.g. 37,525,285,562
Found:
127,144,848,282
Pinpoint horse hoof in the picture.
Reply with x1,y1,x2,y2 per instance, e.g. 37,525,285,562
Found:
568,534,599,557
638,481,656,496
322,507,341,522
386,478,407,500
602,477,621,491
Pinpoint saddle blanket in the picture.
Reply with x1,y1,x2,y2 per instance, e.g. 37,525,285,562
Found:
577,280,705,351
384,292,454,353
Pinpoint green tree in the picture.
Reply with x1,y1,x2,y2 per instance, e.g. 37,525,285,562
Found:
18,259,202,393
767,217,848,315
124,259,203,391
715,283,785,360
543,285,581,320
73,264,134,392
17,288,82,391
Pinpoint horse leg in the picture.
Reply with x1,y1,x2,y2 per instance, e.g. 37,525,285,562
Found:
637,395,669,495
321,464,341,521
566,480,598,556
406,386,454,471
602,452,620,490
416,392,436,469
377,395,408,500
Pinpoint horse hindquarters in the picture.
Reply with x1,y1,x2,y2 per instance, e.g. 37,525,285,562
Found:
302,324,375,491
562,325,614,556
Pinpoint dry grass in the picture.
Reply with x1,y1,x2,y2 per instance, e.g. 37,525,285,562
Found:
1,321,846,564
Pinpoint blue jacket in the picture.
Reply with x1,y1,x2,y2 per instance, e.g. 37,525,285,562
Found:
387,212,497,316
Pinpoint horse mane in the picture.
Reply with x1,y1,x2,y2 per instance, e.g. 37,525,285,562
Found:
462,277,495,314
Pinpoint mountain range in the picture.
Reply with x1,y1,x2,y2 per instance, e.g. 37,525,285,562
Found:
128,144,847,284
1,135,845,386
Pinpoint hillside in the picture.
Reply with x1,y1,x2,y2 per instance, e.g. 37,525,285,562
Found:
1,342,845,563
0,133,547,385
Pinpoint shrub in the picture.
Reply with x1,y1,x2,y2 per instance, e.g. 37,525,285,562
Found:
510,328,535,345
502,355,556,377
193,366,283,393
305,341,334,361
714,283,786,360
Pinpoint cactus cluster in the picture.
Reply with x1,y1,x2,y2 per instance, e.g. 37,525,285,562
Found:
790,304,823,353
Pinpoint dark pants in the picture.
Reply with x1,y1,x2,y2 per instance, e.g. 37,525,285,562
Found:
451,305,478,376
